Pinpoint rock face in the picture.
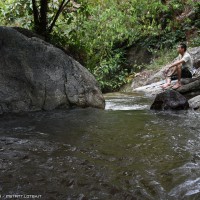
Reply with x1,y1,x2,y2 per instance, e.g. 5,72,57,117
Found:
125,44,153,70
0,26,105,114
188,95,200,110
150,90,189,110
191,47,200,69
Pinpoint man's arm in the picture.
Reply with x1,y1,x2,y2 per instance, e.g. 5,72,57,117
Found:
166,59,185,73
168,59,185,69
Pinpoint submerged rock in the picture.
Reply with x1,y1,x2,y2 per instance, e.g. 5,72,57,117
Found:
0,26,105,113
150,90,189,110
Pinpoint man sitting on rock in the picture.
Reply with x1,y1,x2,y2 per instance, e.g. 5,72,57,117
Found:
161,43,193,90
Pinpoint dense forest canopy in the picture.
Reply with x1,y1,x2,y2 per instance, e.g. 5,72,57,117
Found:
0,0,199,92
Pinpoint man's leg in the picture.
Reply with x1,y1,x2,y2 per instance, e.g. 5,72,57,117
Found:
161,77,171,88
161,66,177,89
172,64,182,89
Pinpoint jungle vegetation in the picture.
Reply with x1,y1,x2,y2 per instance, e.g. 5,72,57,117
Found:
0,0,199,92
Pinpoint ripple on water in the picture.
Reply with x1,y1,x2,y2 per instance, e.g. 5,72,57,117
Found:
104,93,151,110
105,101,149,110
0,92,200,199
169,177,200,198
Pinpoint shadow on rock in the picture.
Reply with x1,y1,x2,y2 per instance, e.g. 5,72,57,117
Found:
150,90,189,110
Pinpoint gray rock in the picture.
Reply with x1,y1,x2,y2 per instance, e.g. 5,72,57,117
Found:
150,90,189,110
134,80,166,97
190,47,200,69
125,44,153,69
130,70,157,89
134,80,180,97
0,26,105,113
177,77,200,98
188,95,200,110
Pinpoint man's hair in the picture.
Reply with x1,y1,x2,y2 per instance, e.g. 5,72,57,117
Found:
179,43,187,51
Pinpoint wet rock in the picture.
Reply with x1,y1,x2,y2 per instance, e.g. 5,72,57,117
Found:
0,26,105,114
150,90,189,110
188,95,200,111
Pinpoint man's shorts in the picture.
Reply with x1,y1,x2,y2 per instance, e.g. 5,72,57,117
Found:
170,67,192,80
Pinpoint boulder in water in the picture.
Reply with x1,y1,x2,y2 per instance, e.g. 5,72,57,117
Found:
150,90,189,110
0,26,105,114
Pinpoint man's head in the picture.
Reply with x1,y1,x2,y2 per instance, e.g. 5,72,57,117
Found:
177,43,187,54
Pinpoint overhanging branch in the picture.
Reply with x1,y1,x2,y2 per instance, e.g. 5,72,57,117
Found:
48,0,70,33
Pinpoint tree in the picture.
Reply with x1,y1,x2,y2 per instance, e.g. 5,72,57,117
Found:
0,0,81,39
32,0,74,39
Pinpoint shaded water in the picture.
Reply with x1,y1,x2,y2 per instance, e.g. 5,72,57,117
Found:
0,93,200,200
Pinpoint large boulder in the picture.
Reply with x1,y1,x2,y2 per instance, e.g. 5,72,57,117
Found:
0,26,105,114
150,90,189,110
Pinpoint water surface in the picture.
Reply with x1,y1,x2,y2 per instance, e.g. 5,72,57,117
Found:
0,93,200,200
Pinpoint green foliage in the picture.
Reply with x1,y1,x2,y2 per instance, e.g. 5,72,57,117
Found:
0,0,199,92
146,47,178,70
0,0,33,28
190,33,200,47
0,0,80,35
92,50,128,92
64,0,167,91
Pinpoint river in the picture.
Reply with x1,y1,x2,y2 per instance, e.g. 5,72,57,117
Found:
0,92,200,200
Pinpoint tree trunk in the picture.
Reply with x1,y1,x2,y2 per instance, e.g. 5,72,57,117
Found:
32,0,40,33
39,0,48,38
31,0,71,40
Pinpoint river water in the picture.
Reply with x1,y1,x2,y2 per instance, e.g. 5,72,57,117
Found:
0,92,200,200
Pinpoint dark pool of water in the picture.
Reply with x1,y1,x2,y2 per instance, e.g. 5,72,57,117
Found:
0,93,200,200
